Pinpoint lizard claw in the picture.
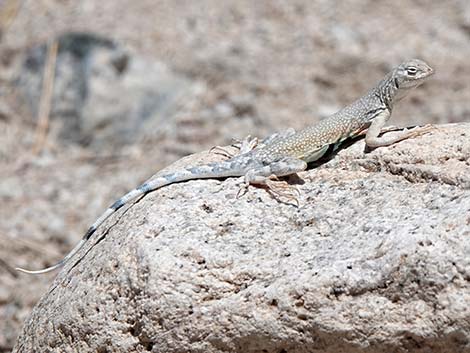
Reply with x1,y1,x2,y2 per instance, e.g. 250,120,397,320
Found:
407,124,436,138
265,178,300,206
209,145,235,159
233,135,259,154
236,182,249,199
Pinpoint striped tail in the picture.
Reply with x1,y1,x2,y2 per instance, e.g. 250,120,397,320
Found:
15,161,242,274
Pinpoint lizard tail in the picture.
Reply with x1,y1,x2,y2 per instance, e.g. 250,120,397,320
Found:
15,186,148,275
15,162,239,274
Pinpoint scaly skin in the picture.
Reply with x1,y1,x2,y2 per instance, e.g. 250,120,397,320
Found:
16,59,434,274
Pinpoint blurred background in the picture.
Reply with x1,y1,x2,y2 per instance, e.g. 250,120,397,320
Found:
0,0,469,350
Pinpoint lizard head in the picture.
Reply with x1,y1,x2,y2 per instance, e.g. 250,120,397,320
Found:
393,59,434,90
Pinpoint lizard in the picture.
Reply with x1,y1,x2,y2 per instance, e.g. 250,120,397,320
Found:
16,58,435,274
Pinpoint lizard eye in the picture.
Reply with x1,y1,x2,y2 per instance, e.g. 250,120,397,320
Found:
406,67,417,76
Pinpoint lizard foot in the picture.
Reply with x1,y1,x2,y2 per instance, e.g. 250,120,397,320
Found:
233,135,259,154
264,177,301,206
210,135,259,159
209,145,236,159
236,176,300,206
395,124,436,143
366,123,437,149
405,124,436,136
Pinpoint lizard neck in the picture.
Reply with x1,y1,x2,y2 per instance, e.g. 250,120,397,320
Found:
375,68,418,109
375,71,400,110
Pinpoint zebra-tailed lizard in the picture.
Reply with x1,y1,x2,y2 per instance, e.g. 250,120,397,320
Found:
17,59,434,274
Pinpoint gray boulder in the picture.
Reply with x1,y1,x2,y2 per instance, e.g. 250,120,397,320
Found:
14,123,470,353
15,32,193,148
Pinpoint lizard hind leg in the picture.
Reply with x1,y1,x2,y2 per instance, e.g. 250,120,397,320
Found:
241,157,307,206
210,135,259,159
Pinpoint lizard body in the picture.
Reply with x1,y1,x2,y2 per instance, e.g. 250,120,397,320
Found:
17,59,434,274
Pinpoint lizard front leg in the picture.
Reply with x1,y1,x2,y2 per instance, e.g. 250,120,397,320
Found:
365,110,434,148
240,157,307,205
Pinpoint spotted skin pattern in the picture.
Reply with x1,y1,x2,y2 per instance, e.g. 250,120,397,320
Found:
16,59,434,274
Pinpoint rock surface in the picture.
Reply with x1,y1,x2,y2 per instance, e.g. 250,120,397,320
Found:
14,124,470,353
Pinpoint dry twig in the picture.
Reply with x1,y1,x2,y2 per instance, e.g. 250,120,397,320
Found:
32,39,58,154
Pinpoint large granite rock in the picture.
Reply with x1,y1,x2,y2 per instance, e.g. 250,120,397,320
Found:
14,124,470,353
